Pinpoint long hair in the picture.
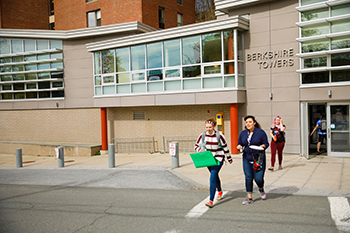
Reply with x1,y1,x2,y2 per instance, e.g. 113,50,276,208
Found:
272,116,282,128
244,115,262,129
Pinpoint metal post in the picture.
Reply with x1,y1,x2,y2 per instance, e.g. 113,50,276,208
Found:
170,142,179,168
108,144,115,168
58,147,64,168
16,148,23,168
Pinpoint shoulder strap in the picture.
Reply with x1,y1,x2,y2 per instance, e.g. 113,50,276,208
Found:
216,131,222,148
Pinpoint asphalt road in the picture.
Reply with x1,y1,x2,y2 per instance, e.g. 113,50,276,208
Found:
0,168,346,233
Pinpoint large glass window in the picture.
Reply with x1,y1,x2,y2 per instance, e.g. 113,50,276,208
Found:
332,70,350,82
304,56,327,68
331,20,350,34
302,39,329,53
24,40,35,52
88,10,101,27
147,42,162,69
0,39,10,54
116,48,129,72
301,8,328,22
102,50,115,74
131,45,145,71
331,52,350,67
302,72,329,84
332,3,350,17
302,23,329,37
94,52,101,75
11,39,23,53
202,32,222,63
182,36,200,65
164,39,180,67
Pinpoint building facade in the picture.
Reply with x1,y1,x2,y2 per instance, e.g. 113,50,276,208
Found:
0,0,349,158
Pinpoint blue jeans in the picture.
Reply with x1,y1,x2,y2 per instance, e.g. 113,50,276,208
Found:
242,156,266,193
207,160,224,201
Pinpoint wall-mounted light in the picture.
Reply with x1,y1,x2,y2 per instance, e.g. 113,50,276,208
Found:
328,89,332,98
56,102,59,108
269,92,273,100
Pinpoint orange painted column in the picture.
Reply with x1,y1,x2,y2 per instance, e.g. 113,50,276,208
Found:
101,108,108,151
230,103,239,154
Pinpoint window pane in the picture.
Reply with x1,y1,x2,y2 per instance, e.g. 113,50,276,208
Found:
117,84,130,94
131,83,146,93
12,65,24,72
25,64,37,71
26,92,37,99
116,48,129,72
203,77,222,88
148,69,163,81
224,62,235,74
95,86,102,95
0,39,11,54
26,83,36,89
38,54,50,60
301,0,326,6
13,74,24,81
0,57,11,64
131,45,145,71
302,23,329,37
1,66,11,72
304,56,327,68
51,53,63,59
52,91,64,97
25,73,37,80
332,36,350,50
102,49,115,74
24,40,35,52
132,72,145,81
204,65,221,74
95,76,101,85
2,93,12,99
301,8,328,22
94,52,101,75
183,79,201,90
182,36,200,65
14,93,25,99
332,3,350,17
164,39,180,67
38,72,50,79
2,84,12,90
332,20,350,34
52,82,63,88
24,55,36,61
51,62,63,69
224,76,235,87
224,30,234,61
237,31,244,60
332,70,350,82
177,13,183,26
39,91,50,98
165,80,181,91
88,11,96,27
302,72,329,84
302,39,329,52
148,82,163,92
331,52,350,66
51,72,63,79
50,40,62,49
37,40,49,50
103,75,115,84
13,56,23,62
117,73,130,83
202,32,222,63
13,83,25,90
165,69,180,78
183,66,200,78
12,39,23,53
38,81,50,89
1,75,11,81
38,63,50,70
147,42,162,69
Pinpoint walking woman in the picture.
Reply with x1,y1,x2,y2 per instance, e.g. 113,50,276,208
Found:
194,117,233,208
269,116,286,171
237,115,269,205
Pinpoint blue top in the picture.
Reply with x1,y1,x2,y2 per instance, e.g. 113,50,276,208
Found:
238,127,269,161
317,119,327,135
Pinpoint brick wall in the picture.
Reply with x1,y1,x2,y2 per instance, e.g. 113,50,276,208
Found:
0,108,101,144
0,0,49,29
107,104,232,152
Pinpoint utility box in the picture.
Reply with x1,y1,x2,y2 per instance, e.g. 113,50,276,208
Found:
216,112,224,134
169,142,179,168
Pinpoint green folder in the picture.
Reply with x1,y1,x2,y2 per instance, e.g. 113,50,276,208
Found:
190,151,220,168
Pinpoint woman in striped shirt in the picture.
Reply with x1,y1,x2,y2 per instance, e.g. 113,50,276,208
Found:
194,117,233,208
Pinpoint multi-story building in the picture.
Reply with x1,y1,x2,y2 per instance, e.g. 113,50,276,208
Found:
0,0,195,30
0,0,349,158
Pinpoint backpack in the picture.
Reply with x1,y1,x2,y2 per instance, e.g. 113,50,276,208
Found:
200,131,222,150
320,119,327,132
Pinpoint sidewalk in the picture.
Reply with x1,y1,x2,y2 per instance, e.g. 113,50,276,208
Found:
1,152,349,197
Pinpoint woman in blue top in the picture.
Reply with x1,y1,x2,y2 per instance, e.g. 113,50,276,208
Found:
237,115,269,205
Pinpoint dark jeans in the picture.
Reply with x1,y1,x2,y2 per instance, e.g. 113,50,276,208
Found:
207,160,224,201
242,155,266,193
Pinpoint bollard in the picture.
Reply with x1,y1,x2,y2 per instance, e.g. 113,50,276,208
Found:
169,141,179,168
16,148,23,168
108,144,115,168
58,147,64,168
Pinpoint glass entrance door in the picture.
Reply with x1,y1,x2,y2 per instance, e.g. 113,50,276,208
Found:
327,103,350,157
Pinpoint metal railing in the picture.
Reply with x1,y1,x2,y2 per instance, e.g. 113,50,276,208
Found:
163,135,198,153
113,137,156,153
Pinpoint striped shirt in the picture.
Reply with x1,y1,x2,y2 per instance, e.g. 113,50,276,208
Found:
194,130,232,162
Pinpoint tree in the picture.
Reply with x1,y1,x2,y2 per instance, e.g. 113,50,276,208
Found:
196,0,216,23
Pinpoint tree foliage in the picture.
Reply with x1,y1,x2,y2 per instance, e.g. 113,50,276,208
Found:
196,0,216,23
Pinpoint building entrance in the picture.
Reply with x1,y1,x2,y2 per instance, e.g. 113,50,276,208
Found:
309,104,327,157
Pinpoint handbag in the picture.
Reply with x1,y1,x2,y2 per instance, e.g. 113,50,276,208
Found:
253,151,264,171
190,151,220,168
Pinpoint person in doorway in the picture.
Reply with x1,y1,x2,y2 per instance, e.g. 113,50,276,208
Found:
237,115,269,205
194,117,233,208
310,113,327,155
268,116,286,171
